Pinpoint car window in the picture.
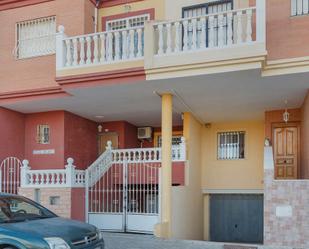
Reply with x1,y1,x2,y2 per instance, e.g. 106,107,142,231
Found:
0,196,56,223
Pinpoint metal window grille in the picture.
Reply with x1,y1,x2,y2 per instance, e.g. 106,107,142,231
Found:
106,14,150,31
37,124,50,144
16,16,56,59
217,131,245,160
157,135,182,147
291,0,309,16
183,1,232,48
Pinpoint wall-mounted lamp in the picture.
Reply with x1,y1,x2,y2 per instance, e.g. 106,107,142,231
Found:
283,100,290,123
124,4,131,13
98,125,103,133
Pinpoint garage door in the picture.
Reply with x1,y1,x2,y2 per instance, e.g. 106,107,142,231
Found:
210,194,263,244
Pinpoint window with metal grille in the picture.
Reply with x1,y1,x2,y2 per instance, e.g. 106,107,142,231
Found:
183,1,233,47
16,16,56,59
291,0,309,16
106,14,150,31
37,125,50,144
217,131,245,160
157,135,182,147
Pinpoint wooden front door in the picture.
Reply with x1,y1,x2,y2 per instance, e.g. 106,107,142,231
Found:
98,132,119,155
273,126,299,179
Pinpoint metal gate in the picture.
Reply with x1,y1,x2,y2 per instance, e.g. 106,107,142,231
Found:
87,161,161,233
0,157,22,194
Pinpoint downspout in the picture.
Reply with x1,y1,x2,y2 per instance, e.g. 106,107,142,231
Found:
94,0,102,33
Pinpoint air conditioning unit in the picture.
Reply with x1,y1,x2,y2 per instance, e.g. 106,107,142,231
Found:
138,127,152,140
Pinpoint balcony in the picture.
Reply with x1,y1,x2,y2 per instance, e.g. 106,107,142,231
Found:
56,1,266,80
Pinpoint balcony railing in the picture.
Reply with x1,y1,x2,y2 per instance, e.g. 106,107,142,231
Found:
57,26,144,69
56,1,265,71
152,7,256,56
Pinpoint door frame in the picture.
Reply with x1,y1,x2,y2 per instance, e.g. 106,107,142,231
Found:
98,132,119,155
271,122,301,179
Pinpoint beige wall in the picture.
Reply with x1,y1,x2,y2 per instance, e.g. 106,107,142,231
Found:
202,120,264,190
301,90,309,179
201,120,264,241
0,0,94,93
171,112,204,240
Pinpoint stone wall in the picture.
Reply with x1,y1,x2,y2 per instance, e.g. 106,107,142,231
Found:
264,147,309,248
19,187,72,218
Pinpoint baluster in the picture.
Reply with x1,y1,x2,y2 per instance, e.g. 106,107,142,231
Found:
208,16,215,48
55,173,59,184
157,24,164,55
51,173,55,185
107,32,113,61
100,34,106,63
227,12,233,45
183,20,189,51
115,31,120,60
122,30,127,59
93,35,99,63
29,173,34,185
129,29,135,58
246,9,253,42
200,17,206,49
192,18,197,50
166,23,172,54
174,22,181,52
65,39,72,66
79,37,85,65
297,0,302,15
86,36,92,64
218,14,224,47
236,11,243,44
35,173,39,185
72,38,78,66
137,28,143,57
63,172,66,185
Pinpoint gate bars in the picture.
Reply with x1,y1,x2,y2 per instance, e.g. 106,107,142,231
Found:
0,157,22,194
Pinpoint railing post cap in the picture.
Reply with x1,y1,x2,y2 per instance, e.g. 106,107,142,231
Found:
58,25,65,33
22,159,29,167
106,140,112,149
66,158,75,166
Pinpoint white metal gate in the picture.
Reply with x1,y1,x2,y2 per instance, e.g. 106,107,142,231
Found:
87,160,161,233
0,157,22,194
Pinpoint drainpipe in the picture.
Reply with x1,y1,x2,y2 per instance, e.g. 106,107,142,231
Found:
94,0,102,33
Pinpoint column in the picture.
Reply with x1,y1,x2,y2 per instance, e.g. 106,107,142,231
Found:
158,93,173,238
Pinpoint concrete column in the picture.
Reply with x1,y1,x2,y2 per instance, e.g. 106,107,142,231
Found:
155,93,173,238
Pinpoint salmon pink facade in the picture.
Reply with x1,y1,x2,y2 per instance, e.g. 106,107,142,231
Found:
0,0,308,248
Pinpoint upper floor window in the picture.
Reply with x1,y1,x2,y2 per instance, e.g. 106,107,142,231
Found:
291,0,309,16
217,131,245,160
36,124,50,144
183,1,233,47
156,135,182,147
106,14,150,31
16,16,56,59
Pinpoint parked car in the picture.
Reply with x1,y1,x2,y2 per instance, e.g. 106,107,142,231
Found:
0,193,104,249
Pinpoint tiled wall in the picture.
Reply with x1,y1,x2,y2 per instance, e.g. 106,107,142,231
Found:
264,169,309,248
19,187,72,218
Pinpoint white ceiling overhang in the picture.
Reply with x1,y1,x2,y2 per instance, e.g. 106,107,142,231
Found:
2,69,309,126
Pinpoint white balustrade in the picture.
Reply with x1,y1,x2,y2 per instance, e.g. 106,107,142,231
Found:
20,138,186,189
20,158,86,188
57,26,144,69
152,7,257,56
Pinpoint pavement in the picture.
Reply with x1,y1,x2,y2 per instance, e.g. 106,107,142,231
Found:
103,232,297,249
